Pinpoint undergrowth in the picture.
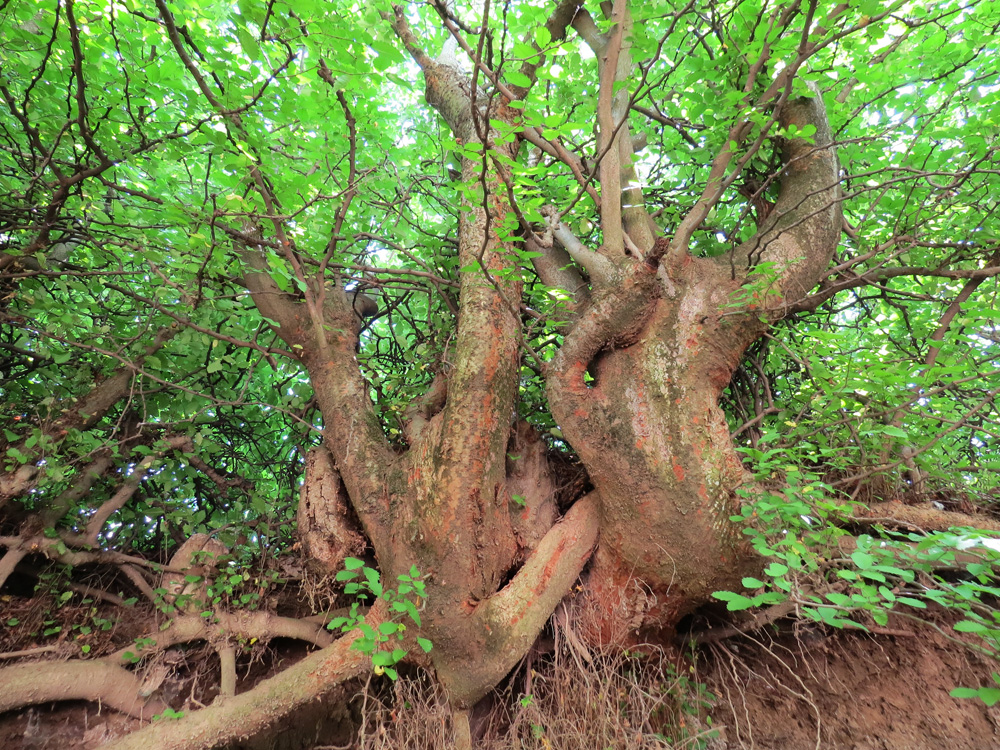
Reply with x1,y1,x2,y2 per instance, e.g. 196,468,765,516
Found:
355,646,718,750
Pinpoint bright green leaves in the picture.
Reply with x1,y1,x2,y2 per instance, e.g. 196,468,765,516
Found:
951,677,1000,707
720,479,1000,698
0,0,998,671
329,558,431,681
370,39,405,72
505,70,533,89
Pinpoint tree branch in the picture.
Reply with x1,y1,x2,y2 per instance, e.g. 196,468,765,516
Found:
789,257,1000,314
728,83,842,307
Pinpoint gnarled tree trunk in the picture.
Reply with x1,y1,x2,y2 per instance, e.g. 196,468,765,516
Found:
548,90,842,641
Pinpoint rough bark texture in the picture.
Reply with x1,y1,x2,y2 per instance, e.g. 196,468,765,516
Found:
0,2,862,747
506,422,560,553
235,7,594,710
297,446,366,575
548,91,842,641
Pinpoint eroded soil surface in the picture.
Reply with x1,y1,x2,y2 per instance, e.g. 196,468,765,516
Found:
703,620,1000,750
1,616,998,749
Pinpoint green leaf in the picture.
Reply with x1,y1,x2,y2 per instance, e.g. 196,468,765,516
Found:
506,70,532,88
851,551,874,569
236,26,262,61
954,620,988,633
712,591,754,611
952,686,1000,706
949,687,980,699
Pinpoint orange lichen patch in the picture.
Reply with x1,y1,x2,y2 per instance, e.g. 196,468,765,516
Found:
635,437,645,449
691,440,704,460
672,461,685,482
573,407,589,418
697,483,709,501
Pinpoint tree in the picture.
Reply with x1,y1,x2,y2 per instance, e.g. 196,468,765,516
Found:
1,0,999,747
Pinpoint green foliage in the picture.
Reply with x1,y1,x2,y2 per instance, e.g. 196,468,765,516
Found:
122,636,158,665
951,674,1000,707
0,0,998,719
714,460,1000,704
0,0,995,553
328,557,431,681
206,566,284,612
152,708,185,721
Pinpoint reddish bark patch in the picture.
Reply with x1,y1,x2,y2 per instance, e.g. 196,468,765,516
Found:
708,367,731,388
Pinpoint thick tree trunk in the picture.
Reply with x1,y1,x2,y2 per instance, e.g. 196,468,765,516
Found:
239,7,595,711
549,91,842,641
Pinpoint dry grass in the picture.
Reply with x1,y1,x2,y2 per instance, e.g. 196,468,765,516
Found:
353,673,453,750
353,646,720,750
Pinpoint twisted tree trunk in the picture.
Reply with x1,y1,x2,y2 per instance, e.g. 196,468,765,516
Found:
548,91,842,640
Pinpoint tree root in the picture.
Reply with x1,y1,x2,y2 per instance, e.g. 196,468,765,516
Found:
101,603,387,750
690,601,798,645
856,501,1000,534
0,659,168,719
435,492,600,707
0,608,336,721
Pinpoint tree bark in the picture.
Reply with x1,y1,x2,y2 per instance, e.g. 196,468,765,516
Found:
103,604,387,750
0,660,167,719
548,90,842,641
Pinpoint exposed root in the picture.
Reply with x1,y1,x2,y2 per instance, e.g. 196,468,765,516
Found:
101,602,386,750
0,606,335,722
353,645,715,750
0,659,168,719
